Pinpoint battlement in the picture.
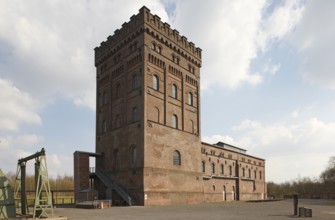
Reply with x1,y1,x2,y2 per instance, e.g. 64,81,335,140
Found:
141,6,202,60
95,6,202,66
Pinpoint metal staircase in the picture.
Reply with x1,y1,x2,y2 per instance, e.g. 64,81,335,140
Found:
94,168,137,206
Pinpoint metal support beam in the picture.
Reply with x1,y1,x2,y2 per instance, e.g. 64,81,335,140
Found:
20,163,26,215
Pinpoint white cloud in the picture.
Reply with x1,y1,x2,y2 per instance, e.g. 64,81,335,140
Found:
0,0,167,110
202,117,335,183
170,0,304,90
0,78,41,132
292,0,335,89
0,134,43,174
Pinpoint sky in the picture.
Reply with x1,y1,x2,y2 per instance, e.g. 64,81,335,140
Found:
0,0,335,183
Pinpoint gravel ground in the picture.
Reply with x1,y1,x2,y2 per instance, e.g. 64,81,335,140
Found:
52,199,335,220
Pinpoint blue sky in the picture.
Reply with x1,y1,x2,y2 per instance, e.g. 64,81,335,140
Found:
1,0,335,183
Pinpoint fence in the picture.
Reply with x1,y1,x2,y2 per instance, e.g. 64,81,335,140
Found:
15,190,75,207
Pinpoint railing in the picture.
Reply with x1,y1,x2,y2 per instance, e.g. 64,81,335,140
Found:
94,168,137,206
14,190,75,207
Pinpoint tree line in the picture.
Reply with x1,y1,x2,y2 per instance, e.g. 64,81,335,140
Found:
5,172,74,191
268,156,335,199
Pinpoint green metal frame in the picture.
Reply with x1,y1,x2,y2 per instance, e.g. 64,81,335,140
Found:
14,148,54,219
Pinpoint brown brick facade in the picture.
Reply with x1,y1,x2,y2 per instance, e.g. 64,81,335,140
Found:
87,6,266,205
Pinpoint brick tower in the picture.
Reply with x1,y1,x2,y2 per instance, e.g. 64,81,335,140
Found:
94,6,203,205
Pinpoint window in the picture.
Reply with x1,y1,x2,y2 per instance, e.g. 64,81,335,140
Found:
259,171,262,180
132,107,139,122
102,120,107,132
212,185,216,191
211,163,215,174
188,92,193,105
172,84,177,99
153,75,159,90
173,150,181,165
130,146,137,164
157,46,162,54
248,169,251,178
132,75,139,89
103,92,108,105
242,168,245,177
154,107,160,123
152,42,156,51
202,161,205,173
254,170,257,179
190,120,194,133
221,164,224,175
172,114,178,128
229,165,232,176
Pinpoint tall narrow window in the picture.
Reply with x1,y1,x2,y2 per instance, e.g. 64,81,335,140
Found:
221,164,224,174
202,161,206,173
242,168,245,177
130,145,137,164
190,120,194,133
132,107,139,122
254,170,257,179
132,74,139,89
172,84,177,99
188,92,193,105
172,114,178,128
211,163,215,174
259,171,262,180
103,92,108,105
155,107,160,123
229,165,232,176
102,120,107,132
248,169,251,178
173,150,181,165
153,75,159,90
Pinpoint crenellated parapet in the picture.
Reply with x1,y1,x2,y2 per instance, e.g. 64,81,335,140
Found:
95,6,202,67
141,6,202,66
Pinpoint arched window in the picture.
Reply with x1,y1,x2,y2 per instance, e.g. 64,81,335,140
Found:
130,145,137,164
172,84,177,99
202,161,206,173
173,150,181,165
190,120,194,133
211,163,215,174
221,164,224,174
132,74,139,89
132,107,139,122
188,92,193,105
153,75,159,90
172,114,178,128
155,107,160,123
